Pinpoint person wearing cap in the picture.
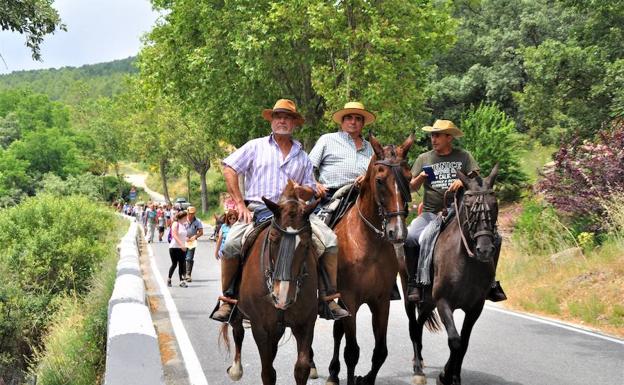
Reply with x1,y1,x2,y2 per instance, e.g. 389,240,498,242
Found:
210,99,349,322
184,206,203,282
309,102,376,200
404,119,506,302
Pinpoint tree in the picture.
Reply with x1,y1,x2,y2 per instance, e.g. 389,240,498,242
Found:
0,0,65,61
141,0,456,149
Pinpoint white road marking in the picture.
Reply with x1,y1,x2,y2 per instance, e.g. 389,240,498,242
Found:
147,244,210,385
486,305,624,345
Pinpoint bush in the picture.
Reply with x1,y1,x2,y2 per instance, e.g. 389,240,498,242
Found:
459,102,528,201
537,120,624,232
29,232,119,385
38,173,102,200
512,198,577,256
0,195,116,384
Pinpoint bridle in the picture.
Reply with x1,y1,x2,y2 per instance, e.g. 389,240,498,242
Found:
453,189,496,258
260,199,311,304
357,159,411,238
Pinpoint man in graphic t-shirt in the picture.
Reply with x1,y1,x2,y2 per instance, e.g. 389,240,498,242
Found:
404,119,506,302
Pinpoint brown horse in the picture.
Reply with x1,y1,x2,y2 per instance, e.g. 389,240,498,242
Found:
220,181,320,385
400,165,500,385
326,134,414,385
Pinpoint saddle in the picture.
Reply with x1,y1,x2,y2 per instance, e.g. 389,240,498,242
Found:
316,184,359,229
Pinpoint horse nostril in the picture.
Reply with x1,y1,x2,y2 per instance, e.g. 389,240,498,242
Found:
388,230,395,239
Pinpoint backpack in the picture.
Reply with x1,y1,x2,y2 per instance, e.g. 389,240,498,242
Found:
167,223,174,243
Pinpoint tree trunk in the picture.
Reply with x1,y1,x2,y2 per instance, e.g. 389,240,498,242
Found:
159,158,170,203
186,168,191,203
199,164,209,214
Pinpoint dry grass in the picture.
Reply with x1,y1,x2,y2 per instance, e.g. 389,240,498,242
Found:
499,231,624,338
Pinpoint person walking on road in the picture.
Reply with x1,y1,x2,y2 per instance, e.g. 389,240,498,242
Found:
168,210,188,287
144,202,158,243
214,209,238,260
184,206,203,282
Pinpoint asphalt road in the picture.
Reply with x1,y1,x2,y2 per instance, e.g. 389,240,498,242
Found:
147,237,624,385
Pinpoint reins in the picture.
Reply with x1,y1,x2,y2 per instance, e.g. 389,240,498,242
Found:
357,159,411,238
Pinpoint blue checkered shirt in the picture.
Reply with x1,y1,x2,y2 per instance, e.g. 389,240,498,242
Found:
308,131,373,189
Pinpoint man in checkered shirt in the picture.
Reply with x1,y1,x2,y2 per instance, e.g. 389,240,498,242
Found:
308,102,376,200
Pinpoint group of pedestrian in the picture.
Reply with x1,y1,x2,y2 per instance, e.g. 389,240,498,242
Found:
165,205,204,287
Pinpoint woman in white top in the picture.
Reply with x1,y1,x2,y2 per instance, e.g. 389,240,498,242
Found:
168,210,189,287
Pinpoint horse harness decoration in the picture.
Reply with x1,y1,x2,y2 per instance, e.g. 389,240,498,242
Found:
259,200,311,305
454,189,496,259
357,159,412,238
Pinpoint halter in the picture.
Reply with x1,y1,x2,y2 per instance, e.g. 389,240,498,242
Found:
357,159,411,238
260,210,311,305
454,189,496,258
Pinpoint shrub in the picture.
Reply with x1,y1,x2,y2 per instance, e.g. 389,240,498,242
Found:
537,120,624,232
512,197,577,256
38,173,102,200
459,102,528,202
0,195,116,384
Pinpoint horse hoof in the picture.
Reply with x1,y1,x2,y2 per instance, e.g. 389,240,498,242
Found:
325,378,339,385
436,372,450,385
227,363,243,381
309,367,318,379
412,374,427,385
355,375,372,385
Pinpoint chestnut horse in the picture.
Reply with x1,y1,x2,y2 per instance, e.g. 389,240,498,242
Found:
220,181,320,385
326,134,414,385
400,165,500,385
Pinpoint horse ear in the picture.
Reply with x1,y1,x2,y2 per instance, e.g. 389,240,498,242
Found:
486,163,499,189
456,170,471,189
398,133,415,159
261,196,280,216
304,198,320,217
368,132,385,160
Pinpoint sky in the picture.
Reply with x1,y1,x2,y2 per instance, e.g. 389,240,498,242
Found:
0,0,161,74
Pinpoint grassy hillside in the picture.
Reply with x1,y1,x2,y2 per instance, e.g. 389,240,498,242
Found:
0,57,137,103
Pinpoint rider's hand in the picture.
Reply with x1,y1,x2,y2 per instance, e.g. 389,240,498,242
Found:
448,179,464,192
354,175,365,187
237,201,253,224
315,182,327,198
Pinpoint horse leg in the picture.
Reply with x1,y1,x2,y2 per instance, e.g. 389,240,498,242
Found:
411,301,436,385
251,326,278,385
355,300,391,385
436,299,461,385
292,323,314,385
453,302,485,385
342,314,360,385
227,317,245,381
309,346,318,379
327,319,345,385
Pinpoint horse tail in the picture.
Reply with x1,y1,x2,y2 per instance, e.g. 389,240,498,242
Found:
421,307,442,333
219,323,231,354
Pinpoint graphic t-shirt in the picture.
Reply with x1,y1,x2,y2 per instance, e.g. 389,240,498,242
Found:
411,148,479,213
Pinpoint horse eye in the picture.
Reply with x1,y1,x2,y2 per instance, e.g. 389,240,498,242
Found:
376,177,383,185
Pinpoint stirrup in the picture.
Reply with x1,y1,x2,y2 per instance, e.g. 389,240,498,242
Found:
209,298,238,323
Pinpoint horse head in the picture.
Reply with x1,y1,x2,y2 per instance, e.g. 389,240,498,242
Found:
261,180,319,310
456,164,499,262
361,133,414,243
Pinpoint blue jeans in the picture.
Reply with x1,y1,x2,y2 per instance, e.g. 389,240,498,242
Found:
185,247,196,262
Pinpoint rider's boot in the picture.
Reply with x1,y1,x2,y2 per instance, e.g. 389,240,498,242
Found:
405,244,421,302
319,251,350,320
186,260,194,282
210,256,240,322
486,280,507,302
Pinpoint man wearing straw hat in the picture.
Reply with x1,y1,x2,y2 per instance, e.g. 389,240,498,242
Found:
210,99,349,322
404,119,506,302
309,101,376,200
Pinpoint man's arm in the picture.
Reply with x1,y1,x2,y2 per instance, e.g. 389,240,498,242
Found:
223,166,253,223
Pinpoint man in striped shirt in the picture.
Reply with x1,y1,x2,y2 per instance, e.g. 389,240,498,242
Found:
211,99,349,322
309,101,376,199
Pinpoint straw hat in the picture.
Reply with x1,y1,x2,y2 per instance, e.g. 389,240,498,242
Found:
332,102,376,126
421,119,464,138
187,206,196,214
262,99,305,126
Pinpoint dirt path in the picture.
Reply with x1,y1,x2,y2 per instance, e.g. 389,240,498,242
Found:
124,173,166,202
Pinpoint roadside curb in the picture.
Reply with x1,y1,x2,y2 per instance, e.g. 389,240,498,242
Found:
104,218,165,385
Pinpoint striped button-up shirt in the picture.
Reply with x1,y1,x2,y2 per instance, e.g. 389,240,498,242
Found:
308,131,373,189
222,135,316,203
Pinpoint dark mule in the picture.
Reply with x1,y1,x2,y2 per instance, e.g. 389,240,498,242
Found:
326,134,414,385
400,165,500,385
220,181,320,385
